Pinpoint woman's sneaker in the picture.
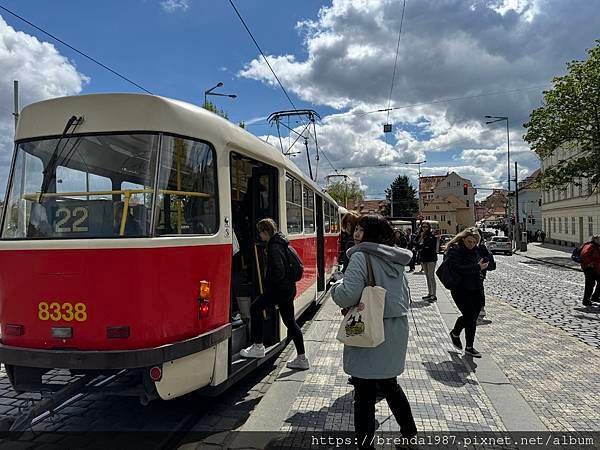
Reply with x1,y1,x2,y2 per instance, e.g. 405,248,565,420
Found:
240,343,265,359
426,296,437,303
450,331,462,350
286,354,310,370
465,347,482,358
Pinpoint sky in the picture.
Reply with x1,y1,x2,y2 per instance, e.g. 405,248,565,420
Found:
0,0,598,201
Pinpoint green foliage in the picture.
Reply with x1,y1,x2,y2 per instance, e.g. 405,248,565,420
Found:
523,39,600,193
202,100,229,120
325,179,364,206
385,174,418,217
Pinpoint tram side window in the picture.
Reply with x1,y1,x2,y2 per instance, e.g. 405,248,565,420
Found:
286,175,303,234
331,204,339,233
303,186,315,234
324,202,331,233
155,136,218,235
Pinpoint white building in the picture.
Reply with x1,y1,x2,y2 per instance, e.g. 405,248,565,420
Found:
516,169,542,236
541,146,600,246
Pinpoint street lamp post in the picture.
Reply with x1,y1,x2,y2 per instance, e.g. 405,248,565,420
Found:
485,115,510,239
204,82,237,107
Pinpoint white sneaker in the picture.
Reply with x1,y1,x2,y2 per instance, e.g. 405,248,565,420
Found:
240,343,265,359
286,354,310,370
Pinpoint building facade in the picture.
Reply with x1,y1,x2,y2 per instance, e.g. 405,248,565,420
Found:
419,172,476,234
516,169,542,236
541,147,600,246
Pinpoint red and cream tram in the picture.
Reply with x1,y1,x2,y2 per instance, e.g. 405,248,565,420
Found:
0,94,340,402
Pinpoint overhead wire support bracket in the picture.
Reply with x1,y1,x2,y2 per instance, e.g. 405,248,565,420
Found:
267,110,322,182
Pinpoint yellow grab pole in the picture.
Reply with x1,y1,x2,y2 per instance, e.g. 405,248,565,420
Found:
119,191,131,236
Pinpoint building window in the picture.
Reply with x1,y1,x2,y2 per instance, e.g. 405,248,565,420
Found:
558,217,562,233
457,181,460,186
447,182,450,186
587,179,593,196
285,175,303,234
466,200,470,207
578,179,583,197
436,205,439,210
543,218,547,232
433,215,437,220
569,184,574,198
552,190,556,202
572,217,576,235
441,215,446,221
552,218,556,233
589,217,594,237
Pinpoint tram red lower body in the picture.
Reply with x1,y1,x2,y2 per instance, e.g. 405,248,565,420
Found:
0,235,338,353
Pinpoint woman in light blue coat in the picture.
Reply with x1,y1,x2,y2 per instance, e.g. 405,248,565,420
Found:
331,214,417,449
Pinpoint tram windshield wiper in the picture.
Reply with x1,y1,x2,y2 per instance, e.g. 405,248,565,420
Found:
38,115,83,203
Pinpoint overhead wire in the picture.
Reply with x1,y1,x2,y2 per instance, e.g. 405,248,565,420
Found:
228,0,338,177
386,0,407,124
0,4,152,94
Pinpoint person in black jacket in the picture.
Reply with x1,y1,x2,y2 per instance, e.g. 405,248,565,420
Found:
416,222,438,302
444,227,489,357
240,218,309,370
475,229,496,323
405,228,416,272
339,211,360,272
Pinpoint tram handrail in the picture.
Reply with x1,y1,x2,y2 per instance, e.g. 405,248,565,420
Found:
20,189,212,236
21,188,212,201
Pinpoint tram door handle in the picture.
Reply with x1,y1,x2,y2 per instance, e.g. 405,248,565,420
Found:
253,244,267,320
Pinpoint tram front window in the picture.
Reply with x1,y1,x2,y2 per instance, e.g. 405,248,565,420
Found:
1,134,159,239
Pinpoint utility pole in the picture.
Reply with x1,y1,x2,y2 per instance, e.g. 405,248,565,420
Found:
514,161,519,244
13,80,19,132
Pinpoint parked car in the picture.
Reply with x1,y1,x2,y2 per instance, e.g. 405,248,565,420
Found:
438,234,454,253
481,230,495,241
487,236,512,255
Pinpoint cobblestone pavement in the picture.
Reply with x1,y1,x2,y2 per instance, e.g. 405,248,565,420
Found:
281,275,507,435
475,296,600,431
485,253,600,348
0,313,303,448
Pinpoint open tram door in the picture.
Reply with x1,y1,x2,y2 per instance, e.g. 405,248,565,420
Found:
229,153,280,363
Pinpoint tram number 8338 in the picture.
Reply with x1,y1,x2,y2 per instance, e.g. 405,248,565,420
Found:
38,302,88,322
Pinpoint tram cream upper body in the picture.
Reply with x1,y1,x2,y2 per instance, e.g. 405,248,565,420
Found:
5,93,336,251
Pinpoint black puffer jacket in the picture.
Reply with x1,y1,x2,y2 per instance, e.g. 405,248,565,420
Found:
416,233,438,263
339,232,355,272
265,232,294,294
445,242,483,291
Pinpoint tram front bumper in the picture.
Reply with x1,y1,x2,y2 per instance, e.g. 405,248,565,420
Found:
0,324,231,370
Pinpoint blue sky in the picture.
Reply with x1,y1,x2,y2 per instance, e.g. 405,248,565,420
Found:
1,0,598,200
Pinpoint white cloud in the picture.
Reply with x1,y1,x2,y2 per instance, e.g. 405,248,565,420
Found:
239,0,597,198
0,15,88,198
160,0,190,12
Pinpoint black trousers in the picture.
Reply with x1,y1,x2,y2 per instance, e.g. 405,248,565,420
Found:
353,377,417,449
583,268,600,302
451,288,484,348
251,288,305,355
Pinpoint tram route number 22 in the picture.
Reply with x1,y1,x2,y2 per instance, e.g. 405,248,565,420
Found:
38,302,88,322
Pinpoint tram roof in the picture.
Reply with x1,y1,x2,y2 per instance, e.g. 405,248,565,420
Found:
16,93,337,206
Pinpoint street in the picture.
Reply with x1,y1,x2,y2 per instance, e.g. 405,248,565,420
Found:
485,253,599,348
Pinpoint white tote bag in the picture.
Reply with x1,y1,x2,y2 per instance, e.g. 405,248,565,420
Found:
336,254,386,347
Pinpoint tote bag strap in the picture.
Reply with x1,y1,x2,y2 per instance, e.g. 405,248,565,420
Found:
364,253,376,287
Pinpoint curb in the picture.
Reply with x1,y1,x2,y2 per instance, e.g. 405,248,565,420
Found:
513,251,582,272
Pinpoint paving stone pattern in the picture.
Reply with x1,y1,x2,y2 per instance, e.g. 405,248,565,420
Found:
475,295,600,431
281,272,507,435
485,254,600,348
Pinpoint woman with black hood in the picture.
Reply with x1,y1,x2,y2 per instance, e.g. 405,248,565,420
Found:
240,218,309,370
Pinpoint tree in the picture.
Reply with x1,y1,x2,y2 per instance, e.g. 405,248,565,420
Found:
202,100,229,120
385,175,418,217
325,180,364,207
523,39,600,193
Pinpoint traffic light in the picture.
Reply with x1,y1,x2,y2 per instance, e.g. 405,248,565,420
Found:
463,183,468,195
532,218,536,225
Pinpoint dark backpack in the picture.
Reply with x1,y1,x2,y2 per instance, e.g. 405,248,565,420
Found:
571,243,588,263
286,245,304,282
